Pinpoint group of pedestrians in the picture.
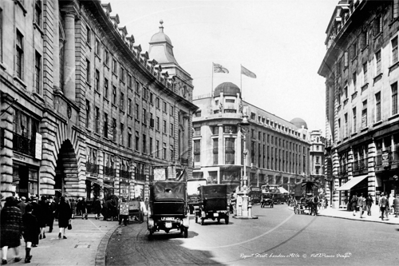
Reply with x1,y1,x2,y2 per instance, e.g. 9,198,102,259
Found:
0,195,72,265
349,192,399,220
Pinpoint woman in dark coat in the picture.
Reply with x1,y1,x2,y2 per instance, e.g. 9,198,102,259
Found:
55,196,72,239
22,204,40,263
37,196,48,239
1,196,23,264
93,197,102,220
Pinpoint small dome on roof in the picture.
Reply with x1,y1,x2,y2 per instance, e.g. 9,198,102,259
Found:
150,20,172,45
214,82,241,97
291,117,308,129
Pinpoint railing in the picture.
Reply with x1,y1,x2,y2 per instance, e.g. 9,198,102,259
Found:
13,132,35,157
104,166,116,177
86,162,99,175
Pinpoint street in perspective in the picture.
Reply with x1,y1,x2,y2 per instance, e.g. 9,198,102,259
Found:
2,0,399,266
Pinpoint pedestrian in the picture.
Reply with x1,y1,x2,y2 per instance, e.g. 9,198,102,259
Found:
70,198,77,219
0,196,23,264
393,194,399,218
379,193,388,221
93,197,102,220
17,196,27,215
360,193,366,218
37,196,48,239
47,196,57,233
22,204,40,263
118,198,129,226
55,196,72,239
81,197,88,219
324,197,329,209
366,194,373,216
388,194,394,215
351,194,358,216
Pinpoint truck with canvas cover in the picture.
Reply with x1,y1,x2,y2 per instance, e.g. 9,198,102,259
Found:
147,181,189,237
195,184,229,225
187,178,207,214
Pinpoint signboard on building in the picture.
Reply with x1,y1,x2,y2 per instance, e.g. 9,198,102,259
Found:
382,151,390,167
35,133,42,160
154,168,166,181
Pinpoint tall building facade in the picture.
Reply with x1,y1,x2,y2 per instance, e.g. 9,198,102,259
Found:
192,82,310,193
319,0,399,208
309,130,329,200
0,0,196,200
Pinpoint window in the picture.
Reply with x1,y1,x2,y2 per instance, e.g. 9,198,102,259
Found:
86,25,91,45
194,127,201,136
149,92,153,105
344,113,348,137
163,120,167,133
170,105,174,115
112,58,117,74
112,85,117,104
104,50,109,66
128,128,132,148
142,134,147,154
34,51,41,94
135,80,140,94
95,69,100,91
104,78,109,99
392,82,398,115
135,103,139,120
135,131,139,151
170,145,174,161
225,138,235,164
362,100,367,128
344,86,348,99
344,51,348,68
376,50,382,75
127,74,132,89
374,15,382,36
156,97,160,109
393,36,398,65
120,92,124,110
0,9,3,61
103,113,108,138
352,72,356,89
213,139,218,165
95,39,100,55
170,123,174,136
394,0,399,19
156,140,160,158
15,30,24,79
376,92,381,122
128,99,132,115
120,66,125,83
34,0,42,27
120,123,124,145
194,140,201,162
163,143,167,160
149,137,153,156
363,62,368,84
156,116,160,131
86,59,90,83
163,101,167,113
352,107,357,133
143,108,147,124
112,119,117,142
95,107,100,133
85,100,90,128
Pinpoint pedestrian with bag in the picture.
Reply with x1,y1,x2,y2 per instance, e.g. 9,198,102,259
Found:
1,196,23,264
55,196,72,239
22,204,40,263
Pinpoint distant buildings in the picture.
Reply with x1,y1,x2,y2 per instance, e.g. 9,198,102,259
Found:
192,82,310,193
309,130,328,200
319,0,399,208
0,0,196,200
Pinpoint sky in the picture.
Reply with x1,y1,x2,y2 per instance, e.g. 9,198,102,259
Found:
108,0,338,134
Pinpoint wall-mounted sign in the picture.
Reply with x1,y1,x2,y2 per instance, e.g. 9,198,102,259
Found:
35,133,42,160
154,168,166,181
382,151,390,167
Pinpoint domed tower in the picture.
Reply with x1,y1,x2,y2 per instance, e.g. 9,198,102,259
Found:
212,82,243,114
290,117,309,141
149,20,193,100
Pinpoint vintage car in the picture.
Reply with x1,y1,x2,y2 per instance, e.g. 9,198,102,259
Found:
195,184,229,225
260,193,274,208
147,181,189,238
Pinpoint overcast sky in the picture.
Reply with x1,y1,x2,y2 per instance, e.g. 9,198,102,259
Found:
108,0,338,133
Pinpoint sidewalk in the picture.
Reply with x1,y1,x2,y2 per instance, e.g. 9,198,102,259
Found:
2,214,119,266
317,206,399,225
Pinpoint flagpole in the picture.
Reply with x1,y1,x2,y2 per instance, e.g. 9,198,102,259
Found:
240,65,243,100
211,62,214,97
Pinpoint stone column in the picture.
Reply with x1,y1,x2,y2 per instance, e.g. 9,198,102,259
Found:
368,141,377,202
62,9,76,101
53,0,60,90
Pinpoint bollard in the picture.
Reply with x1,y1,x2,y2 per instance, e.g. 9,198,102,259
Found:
248,204,252,218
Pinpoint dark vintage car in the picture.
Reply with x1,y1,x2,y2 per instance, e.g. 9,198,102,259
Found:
260,193,274,208
195,184,229,225
147,181,189,238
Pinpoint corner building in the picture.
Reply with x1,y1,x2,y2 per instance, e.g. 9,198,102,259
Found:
0,0,196,200
319,0,399,208
192,82,310,193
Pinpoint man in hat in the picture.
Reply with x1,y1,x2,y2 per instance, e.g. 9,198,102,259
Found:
379,192,388,221
17,196,27,215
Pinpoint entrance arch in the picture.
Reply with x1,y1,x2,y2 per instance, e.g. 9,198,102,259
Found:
55,140,79,198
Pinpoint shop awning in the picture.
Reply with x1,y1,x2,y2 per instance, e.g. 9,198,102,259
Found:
88,178,113,189
336,175,368,191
